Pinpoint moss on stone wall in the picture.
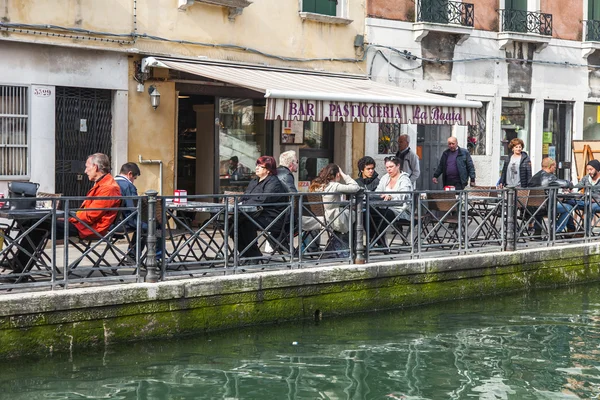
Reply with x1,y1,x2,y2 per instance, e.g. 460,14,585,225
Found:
1,244,600,359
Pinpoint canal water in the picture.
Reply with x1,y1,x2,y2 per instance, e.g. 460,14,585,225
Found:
2,284,600,399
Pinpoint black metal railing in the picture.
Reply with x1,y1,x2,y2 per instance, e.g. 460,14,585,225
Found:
417,0,474,27
500,9,552,36
585,20,600,42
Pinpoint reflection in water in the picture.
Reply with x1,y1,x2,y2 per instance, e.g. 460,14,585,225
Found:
2,285,600,399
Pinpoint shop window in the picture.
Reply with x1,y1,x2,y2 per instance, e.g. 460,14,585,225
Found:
583,103,600,140
218,98,266,193
377,124,400,155
467,102,488,155
299,121,334,183
0,85,28,177
500,99,530,173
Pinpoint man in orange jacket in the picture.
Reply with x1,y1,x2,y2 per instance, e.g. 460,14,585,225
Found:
9,153,121,275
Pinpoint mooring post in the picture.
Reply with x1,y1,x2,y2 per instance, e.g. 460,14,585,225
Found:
145,189,159,283
506,188,515,251
355,190,366,264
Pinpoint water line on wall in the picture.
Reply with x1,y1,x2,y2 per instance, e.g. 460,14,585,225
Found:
138,155,163,195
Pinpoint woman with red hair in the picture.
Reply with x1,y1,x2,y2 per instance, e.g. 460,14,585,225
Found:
235,155,287,260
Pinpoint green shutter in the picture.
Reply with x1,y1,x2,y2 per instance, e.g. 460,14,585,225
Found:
590,0,600,20
421,0,449,23
507,0,527,11
505,0,527,32
303,0,336,16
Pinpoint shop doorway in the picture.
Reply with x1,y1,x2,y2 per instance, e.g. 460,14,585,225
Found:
298,121,335,186
543,101,573,180
416,124,452,190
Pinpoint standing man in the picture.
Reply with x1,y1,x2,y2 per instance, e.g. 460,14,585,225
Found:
277,150,298,192
395,134,420,187
432,136,476,190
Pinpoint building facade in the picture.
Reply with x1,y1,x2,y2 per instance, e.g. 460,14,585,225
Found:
366,0,600,188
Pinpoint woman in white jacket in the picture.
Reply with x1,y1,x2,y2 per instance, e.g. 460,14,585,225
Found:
309,163,360,234
370,156,413,247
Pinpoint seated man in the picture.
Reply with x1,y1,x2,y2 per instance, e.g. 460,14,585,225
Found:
9,153,121,275
574,159,600,230
528,157,574,234
356,156,380,191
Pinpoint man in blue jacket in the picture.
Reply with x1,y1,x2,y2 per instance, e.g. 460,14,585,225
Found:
432,136,476,190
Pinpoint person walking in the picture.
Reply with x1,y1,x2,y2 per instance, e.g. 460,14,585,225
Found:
432,136,476,190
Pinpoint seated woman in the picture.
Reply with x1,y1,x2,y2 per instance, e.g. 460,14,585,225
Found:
234,156,287,260
370,156,413,247
309,164,360,236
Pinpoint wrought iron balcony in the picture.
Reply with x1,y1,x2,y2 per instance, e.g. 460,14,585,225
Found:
416,0,474,27
500,9,552,36
585,20,600,42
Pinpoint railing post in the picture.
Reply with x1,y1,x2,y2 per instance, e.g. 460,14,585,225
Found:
506,188,515,251
354,190,366,264
145,190,159,283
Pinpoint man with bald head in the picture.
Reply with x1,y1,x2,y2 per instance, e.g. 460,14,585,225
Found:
432,136,476,190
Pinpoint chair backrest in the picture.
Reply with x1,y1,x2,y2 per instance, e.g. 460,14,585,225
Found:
527,189,547,208
515,189,529,210
305,194,326,218
427,192,458,213
470,185,495,198
222,191,243,206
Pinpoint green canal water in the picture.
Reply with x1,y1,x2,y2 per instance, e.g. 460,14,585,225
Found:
2,284,600,399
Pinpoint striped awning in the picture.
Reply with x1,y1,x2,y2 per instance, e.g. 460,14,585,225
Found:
143,57,481,125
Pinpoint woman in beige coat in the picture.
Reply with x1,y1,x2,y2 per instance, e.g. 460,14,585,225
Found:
309,163,360,234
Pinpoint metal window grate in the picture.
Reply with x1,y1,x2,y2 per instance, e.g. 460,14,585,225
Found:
0,85,28,177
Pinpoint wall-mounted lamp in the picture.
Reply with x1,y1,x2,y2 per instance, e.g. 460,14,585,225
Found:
148,85,161,110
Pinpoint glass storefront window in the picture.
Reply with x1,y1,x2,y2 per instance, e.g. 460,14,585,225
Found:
583,103,600,140
500,99,531,172
467,102,488,155
218,98,266,193
543,101,573,179
377,123,400,155
299,121,334,182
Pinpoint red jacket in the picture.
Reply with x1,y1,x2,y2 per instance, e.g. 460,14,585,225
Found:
69,174,122,239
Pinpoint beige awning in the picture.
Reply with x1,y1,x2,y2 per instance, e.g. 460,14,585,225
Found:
143,56,481,125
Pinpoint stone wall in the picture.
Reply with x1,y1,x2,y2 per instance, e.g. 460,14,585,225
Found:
2,243,600,359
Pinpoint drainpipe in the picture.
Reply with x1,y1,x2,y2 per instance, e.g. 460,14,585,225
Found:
138,155,163,195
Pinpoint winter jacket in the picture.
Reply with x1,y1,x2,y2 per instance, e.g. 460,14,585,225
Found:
395,147,421,186
241,175,287,230
499,151,532,188
528,170,572,189
69,174,122,239
115,175,139,229
276,166,297,193
433,147,476,187
316,171,360,234
356,171,380,191
375,172,413,220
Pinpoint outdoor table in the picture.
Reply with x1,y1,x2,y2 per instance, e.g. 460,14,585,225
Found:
163,201,261,268
464,194,503,243
0,208,60,282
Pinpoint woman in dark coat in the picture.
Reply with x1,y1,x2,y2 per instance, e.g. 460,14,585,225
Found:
499,138,532,188
235,155,287,259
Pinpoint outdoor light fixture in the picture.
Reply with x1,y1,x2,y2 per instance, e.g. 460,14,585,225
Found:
148,85,161,110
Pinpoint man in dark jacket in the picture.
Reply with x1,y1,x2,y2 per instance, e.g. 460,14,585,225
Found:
432,136,476,190
276,150,298,193
356,156,380,191
528,157,574,233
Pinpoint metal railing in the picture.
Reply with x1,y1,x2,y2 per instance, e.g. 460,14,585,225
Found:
416,0,474,27
1,187,599,292
500,9,552,36
585,20,600,42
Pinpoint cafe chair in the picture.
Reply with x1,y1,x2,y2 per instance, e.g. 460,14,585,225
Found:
422,192,461,249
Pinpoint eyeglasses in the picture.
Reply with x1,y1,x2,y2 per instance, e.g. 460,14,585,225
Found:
384,156,398,162
255,165,266,169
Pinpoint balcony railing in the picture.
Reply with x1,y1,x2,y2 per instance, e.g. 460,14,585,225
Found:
416,0,474,27
500,9,552,36
585,20,600,42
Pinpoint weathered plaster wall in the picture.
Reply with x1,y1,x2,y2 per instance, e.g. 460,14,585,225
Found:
473,0,499,31
127,59,176,196
505,42,535,94
1,243,600,359
0,0,366,74
541,0,583,41
367,0,412,21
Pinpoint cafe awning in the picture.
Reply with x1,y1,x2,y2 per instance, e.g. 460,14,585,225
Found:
142,56,481,125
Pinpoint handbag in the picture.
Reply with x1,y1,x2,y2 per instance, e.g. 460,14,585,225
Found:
8,181,40,210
